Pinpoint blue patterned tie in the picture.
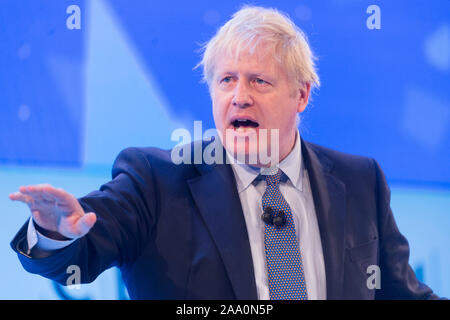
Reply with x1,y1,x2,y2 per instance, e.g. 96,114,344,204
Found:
262,169,308,300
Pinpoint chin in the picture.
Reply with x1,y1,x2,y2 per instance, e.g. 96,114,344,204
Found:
218,127,280,166
226,141,276,167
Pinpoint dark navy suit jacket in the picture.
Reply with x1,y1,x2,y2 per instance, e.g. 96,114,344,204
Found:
11,139,438,299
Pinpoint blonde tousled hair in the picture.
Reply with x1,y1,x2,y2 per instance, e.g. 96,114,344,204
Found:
197,6,320,90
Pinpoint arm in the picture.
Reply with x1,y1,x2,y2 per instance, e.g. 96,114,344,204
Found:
372,159,440,299
10,147,157,285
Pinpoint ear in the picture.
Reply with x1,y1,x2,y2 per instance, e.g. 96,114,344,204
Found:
297,82,311,113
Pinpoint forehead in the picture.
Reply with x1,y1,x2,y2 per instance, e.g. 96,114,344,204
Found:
214,44,286,78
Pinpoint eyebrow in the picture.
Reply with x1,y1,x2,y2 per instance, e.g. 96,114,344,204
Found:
217,71,275,82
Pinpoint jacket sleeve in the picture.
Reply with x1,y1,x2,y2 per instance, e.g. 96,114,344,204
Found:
10,147,157,286
372,159,440,299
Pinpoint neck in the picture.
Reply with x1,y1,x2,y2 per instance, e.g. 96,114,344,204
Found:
253,130,298,168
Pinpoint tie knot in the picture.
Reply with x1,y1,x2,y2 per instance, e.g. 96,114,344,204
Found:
264,169,282,186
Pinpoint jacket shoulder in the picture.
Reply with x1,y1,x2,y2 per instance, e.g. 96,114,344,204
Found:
112,143,206,182
304,141,375,175
303,140,384,205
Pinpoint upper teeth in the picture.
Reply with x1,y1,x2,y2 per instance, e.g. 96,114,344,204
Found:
233,119,257,126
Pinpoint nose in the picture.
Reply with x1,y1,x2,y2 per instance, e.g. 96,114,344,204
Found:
232,81,253,108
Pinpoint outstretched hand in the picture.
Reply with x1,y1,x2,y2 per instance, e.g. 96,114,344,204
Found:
9,184,96,239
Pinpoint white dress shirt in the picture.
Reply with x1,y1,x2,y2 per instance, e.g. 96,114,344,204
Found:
228,131,327,300
27,131,327,299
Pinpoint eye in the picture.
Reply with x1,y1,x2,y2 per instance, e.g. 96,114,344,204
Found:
221,76,233,83
254,78,269,86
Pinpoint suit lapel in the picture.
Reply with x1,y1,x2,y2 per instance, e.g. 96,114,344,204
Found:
301,140,347,299
187,161,258,300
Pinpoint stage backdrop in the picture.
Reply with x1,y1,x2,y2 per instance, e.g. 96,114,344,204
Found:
0,0,448,299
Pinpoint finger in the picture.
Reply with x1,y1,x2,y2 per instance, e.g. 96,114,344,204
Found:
9,192,23,200
18,186,44,201
9,192,33,204
42,186,78,204
16,187,50,206
19,184,52,194
20,185,75,206
75,212,97,236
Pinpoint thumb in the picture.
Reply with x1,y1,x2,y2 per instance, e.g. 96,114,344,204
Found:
75,212,97,236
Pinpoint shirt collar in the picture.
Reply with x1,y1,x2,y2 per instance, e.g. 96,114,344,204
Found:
228,130,303,193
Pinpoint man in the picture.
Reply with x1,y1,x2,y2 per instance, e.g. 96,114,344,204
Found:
10,6,438,299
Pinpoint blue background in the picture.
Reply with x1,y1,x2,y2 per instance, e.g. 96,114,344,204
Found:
0,0,448,299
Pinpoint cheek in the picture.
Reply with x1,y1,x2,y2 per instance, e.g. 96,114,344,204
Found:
266,109,287,127
211,93,229,128
265,102,298,132
211,102,225,134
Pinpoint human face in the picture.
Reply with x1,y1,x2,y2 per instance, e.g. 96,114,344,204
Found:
210,44,311,167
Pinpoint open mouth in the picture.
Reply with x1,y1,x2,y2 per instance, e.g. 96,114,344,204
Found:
231,119,259,129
